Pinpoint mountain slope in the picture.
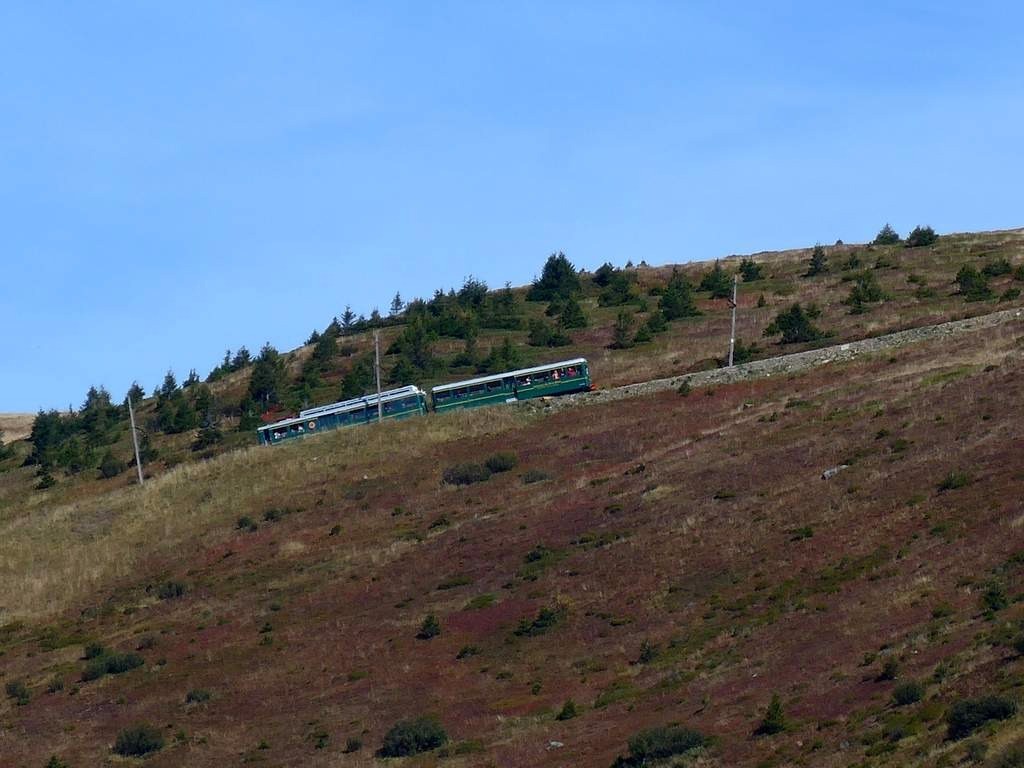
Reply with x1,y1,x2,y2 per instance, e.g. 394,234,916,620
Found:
1,308,1022,767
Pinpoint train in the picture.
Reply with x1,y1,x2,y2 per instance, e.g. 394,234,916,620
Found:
256,357,591,446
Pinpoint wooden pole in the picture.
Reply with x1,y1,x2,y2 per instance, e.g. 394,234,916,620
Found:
127,393,144,485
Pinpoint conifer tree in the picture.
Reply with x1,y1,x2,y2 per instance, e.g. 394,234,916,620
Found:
559,296,587,328
527,252,580,301
699,260,733,298
805,244,828,277
248,344,288,406
659,269,700,320
873,223,901,245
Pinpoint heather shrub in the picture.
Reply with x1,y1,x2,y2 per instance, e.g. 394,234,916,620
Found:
185,688,211,704
416,614,441,640
556,698,579,720
113,724,165,756
236,515,257,532
521,469,551,484
982,257,1012,277
5,679,29,705
82,651,144,681
484,452,518,473
378,716,448,757
155,580,186,600
611,724,710,767
877,658,899,681
938,471,972,491
514,606,561,637
442,462,491,486
892,681,924,706
947,696,1017,740
756,694,787,735
83,642,106,659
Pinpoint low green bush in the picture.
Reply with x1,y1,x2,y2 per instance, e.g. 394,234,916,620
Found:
484,452,518,473
892,681,924,706
442,463,491,486
514,607,561,637
611,724,709,767
521,469,551,484
416,614,441,640
82,651,144,682
947,696,1017,740
4,679,29,705
938,471,972,491
756,694,787,735
556,699,579,721
155,580,186,600
378,716,447,757
83,642,106,660
113,724,165,756
185,689,211,704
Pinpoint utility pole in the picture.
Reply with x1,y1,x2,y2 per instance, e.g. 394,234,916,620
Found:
727,273,738,367
374,330,383,423
127,393,144,485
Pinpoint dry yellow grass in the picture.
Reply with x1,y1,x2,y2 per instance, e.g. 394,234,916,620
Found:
0,405,537,622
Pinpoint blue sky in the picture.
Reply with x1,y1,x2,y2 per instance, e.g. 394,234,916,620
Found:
2,2,1022,412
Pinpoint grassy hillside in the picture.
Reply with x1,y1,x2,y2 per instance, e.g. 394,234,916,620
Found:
4,227,1023,503
1,229,1023,767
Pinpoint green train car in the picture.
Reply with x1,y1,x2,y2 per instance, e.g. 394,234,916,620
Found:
256,359,591,446
256,385,428,446
431,357,590,412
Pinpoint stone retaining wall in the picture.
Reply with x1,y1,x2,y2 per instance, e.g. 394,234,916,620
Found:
524,307,1024,413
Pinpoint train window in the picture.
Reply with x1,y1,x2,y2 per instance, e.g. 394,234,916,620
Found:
470,384,486,394
434,391,450,402
486,380,503,392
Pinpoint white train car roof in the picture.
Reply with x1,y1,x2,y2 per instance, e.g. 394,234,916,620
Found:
299,385,421,418
260,386,426,432
431,357,588,394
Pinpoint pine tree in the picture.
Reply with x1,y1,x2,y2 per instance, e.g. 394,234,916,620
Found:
394,316,437,371
559,296,587,328
904,225,937,248
659,269,700,320
341,305,356,332
99,449,125,479
763,303,824,344
341,357,375,398
756,694,787,735
231,347,252,370
388,356,417,384
247,344,288,406
609,311,635,349
125,381,146,404
390,292,405,315
739,258,763,282
159,370,178,398
804,244,828,277
527,252,580,301
699,261,733,298
873,223,901,246
183,369,200,387
844,271,885,314
955,265,992,301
